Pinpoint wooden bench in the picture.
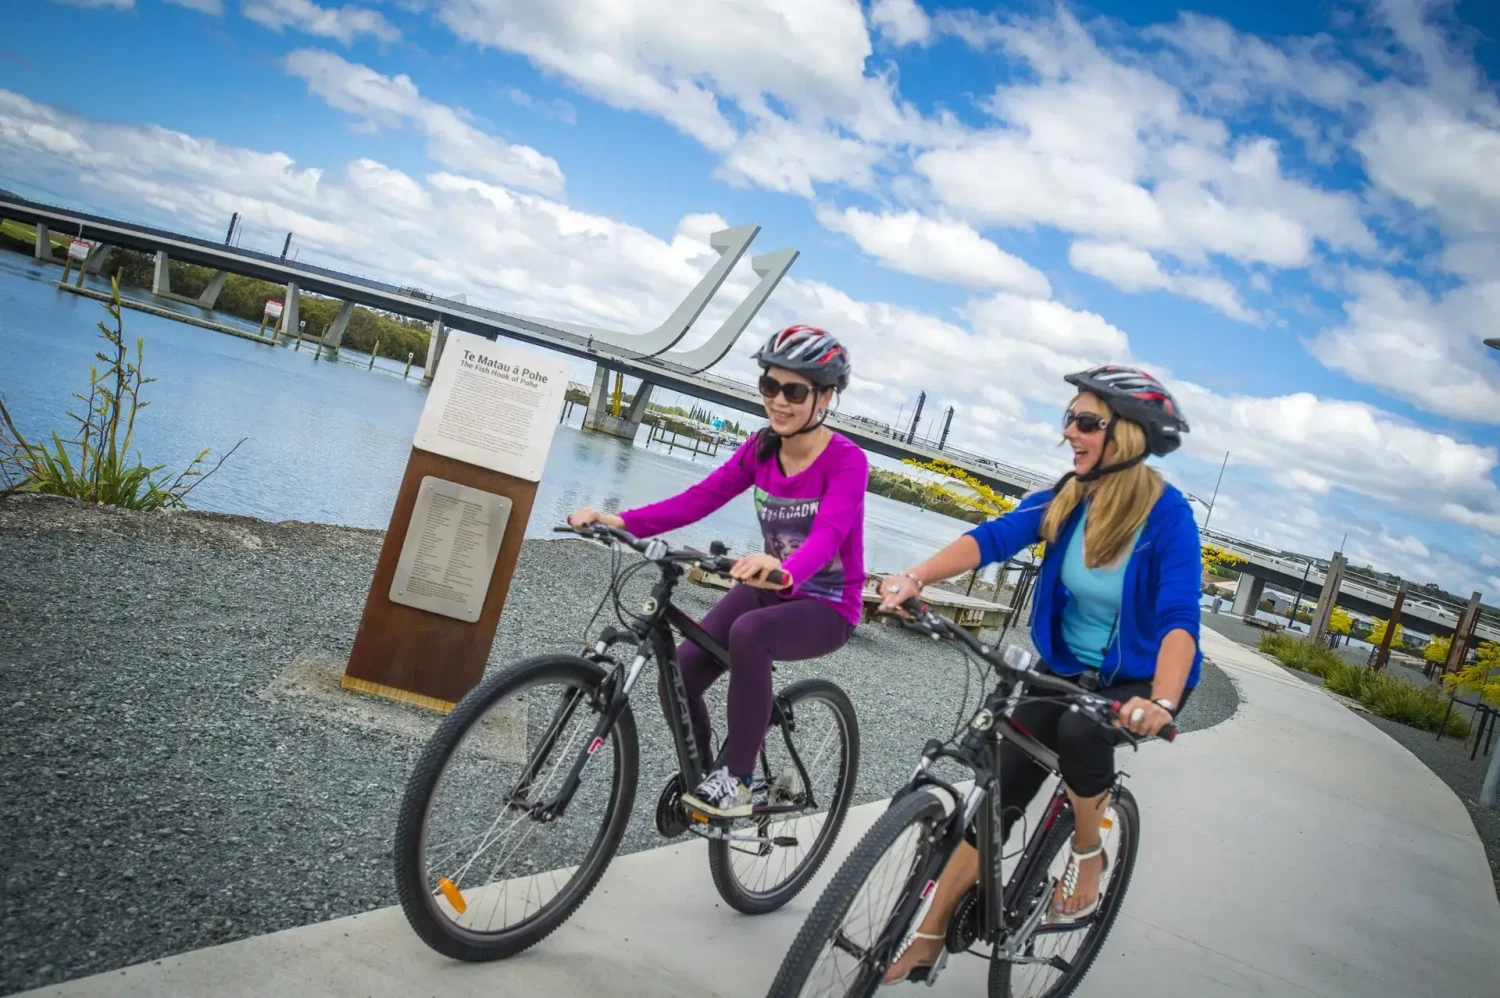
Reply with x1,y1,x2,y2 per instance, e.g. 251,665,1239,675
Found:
686,566,1014,636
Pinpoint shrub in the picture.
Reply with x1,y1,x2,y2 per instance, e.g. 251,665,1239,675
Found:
1259,632,1343,678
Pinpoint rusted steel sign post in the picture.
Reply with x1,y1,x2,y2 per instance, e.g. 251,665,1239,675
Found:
343,330,569,710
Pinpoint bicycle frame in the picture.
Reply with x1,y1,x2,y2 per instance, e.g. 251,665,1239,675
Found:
522,557,818,826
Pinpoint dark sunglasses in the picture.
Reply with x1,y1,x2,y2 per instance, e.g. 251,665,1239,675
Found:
1063,409,1109,434
759,374,815,404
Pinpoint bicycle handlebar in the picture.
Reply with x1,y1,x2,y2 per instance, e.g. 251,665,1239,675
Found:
554,523,790,588
881,596,1178,743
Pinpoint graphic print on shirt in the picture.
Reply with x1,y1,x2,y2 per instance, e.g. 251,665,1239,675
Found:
752,487,845,603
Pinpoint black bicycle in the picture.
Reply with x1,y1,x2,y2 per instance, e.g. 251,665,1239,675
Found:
393,521,861,961
767,599,1175,998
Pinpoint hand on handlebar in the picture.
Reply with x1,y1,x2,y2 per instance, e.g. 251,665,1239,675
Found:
567,507,625,531
730,553,791,590
876,573,922,614
1113,696,1175,739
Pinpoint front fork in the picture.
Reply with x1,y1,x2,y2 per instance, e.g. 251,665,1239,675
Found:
518,628,651,821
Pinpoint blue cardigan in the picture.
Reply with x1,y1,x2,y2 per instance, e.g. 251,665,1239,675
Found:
967,483,1205,690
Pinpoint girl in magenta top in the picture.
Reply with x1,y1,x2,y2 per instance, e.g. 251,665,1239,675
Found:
569,325,867,819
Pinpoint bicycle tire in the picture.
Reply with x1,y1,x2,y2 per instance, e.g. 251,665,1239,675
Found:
988,786,1140,998
766,789,952,998
708,678,860,915
393,654,639,961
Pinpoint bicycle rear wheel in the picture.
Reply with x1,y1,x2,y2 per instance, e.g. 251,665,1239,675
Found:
709,678,860,915
393,654,639,961
988,786,1139,998
766,789,952,998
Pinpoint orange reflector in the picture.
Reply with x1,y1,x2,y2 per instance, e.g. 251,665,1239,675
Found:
438,877,467,914
1101,817,1114,829
691,812,709,823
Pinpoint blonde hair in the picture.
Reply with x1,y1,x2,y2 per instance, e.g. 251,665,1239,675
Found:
1040,394,1164,567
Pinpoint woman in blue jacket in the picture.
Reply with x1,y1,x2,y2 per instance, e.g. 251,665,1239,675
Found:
877,364,1201,984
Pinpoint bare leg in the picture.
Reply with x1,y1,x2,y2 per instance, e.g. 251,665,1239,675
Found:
1051,787,1108,915
881,841,978,983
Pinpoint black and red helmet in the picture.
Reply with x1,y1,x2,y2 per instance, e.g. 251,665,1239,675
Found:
1064,364,1188,457
752,325,851,392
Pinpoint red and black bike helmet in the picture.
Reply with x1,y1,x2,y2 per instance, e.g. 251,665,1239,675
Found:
1064,364,1188,458
752,325,851,392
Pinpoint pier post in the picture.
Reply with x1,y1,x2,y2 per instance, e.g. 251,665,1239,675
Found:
276,282,300,343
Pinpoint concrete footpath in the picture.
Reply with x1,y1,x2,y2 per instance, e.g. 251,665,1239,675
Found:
23,628,1500,998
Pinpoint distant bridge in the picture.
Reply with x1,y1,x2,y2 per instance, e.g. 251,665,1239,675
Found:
1215,541,1499,642
0,193,1054,498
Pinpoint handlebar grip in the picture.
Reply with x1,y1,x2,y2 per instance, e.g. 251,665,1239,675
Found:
1158,723,1178,743
766,570,789,587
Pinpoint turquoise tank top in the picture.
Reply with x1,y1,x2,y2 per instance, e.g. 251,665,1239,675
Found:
1060,503,1140,668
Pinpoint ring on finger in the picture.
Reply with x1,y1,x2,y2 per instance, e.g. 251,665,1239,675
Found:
1130,707,1146,724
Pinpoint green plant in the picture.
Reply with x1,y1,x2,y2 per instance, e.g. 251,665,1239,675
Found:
0,279,243,509
1258,632,1343,678
1442,641,1500,707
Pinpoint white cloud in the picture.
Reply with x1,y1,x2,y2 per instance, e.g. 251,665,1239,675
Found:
818,205,1050,295
1307,270,1500,423
4,85,1498,586
503,88,576,125
283,50,565,197
242,0,399,45
915,11,1374,271
48,0,132,7
167,0,225,12
1068,240,1258,323
869,0,931,47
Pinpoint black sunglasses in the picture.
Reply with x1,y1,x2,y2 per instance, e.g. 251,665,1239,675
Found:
1063,409,1109,434
759,374,816,404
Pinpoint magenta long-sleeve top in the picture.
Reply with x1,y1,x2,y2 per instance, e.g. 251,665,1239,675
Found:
618,433,869,628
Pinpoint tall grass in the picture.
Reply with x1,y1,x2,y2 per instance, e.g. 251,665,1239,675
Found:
1259,633,1469,737
0,280,243,509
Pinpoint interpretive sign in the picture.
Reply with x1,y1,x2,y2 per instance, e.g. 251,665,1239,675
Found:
413,330,569,481
67,239,90,261
264,299,284,319
343,330,569,710
390,477,512,621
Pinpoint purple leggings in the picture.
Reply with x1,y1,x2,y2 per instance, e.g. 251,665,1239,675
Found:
659,584,854,778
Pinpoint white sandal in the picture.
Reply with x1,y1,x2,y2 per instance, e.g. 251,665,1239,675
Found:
1049,841,1109,921
882,887,945,985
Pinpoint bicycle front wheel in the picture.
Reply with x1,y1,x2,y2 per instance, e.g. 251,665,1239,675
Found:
709,678,860,915
766,789,952,998
393,654,639,961
988,785,1139,998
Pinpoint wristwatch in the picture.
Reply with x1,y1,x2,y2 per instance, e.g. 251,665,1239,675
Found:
1153,697,1177,715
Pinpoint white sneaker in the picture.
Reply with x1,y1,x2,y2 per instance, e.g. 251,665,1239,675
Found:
682,766,753,819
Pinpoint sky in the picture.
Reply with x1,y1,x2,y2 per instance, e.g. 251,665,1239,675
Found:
3,0,1500,598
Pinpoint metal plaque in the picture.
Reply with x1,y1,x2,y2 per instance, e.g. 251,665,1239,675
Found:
389,476,512,622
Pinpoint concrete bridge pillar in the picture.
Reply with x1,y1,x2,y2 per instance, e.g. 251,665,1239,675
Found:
319,301,356,358
198,271,229,308
1232,573,1266,617
34,223,52,261
422,317,447,385
276,282,299,342
85,244,114,276
1309,552,1346,646
152,251,172,296
582,366,654,440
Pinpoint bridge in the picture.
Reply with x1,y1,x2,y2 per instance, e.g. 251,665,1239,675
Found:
1213,541,1499,643
0,193,1054,498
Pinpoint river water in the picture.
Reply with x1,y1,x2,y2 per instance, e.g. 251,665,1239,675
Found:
0,257,976,572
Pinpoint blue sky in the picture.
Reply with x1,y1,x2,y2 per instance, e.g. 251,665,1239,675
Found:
4,0,1500,596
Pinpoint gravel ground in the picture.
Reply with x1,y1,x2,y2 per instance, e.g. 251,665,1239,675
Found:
1200,610,1500,904
0,495,1236,995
